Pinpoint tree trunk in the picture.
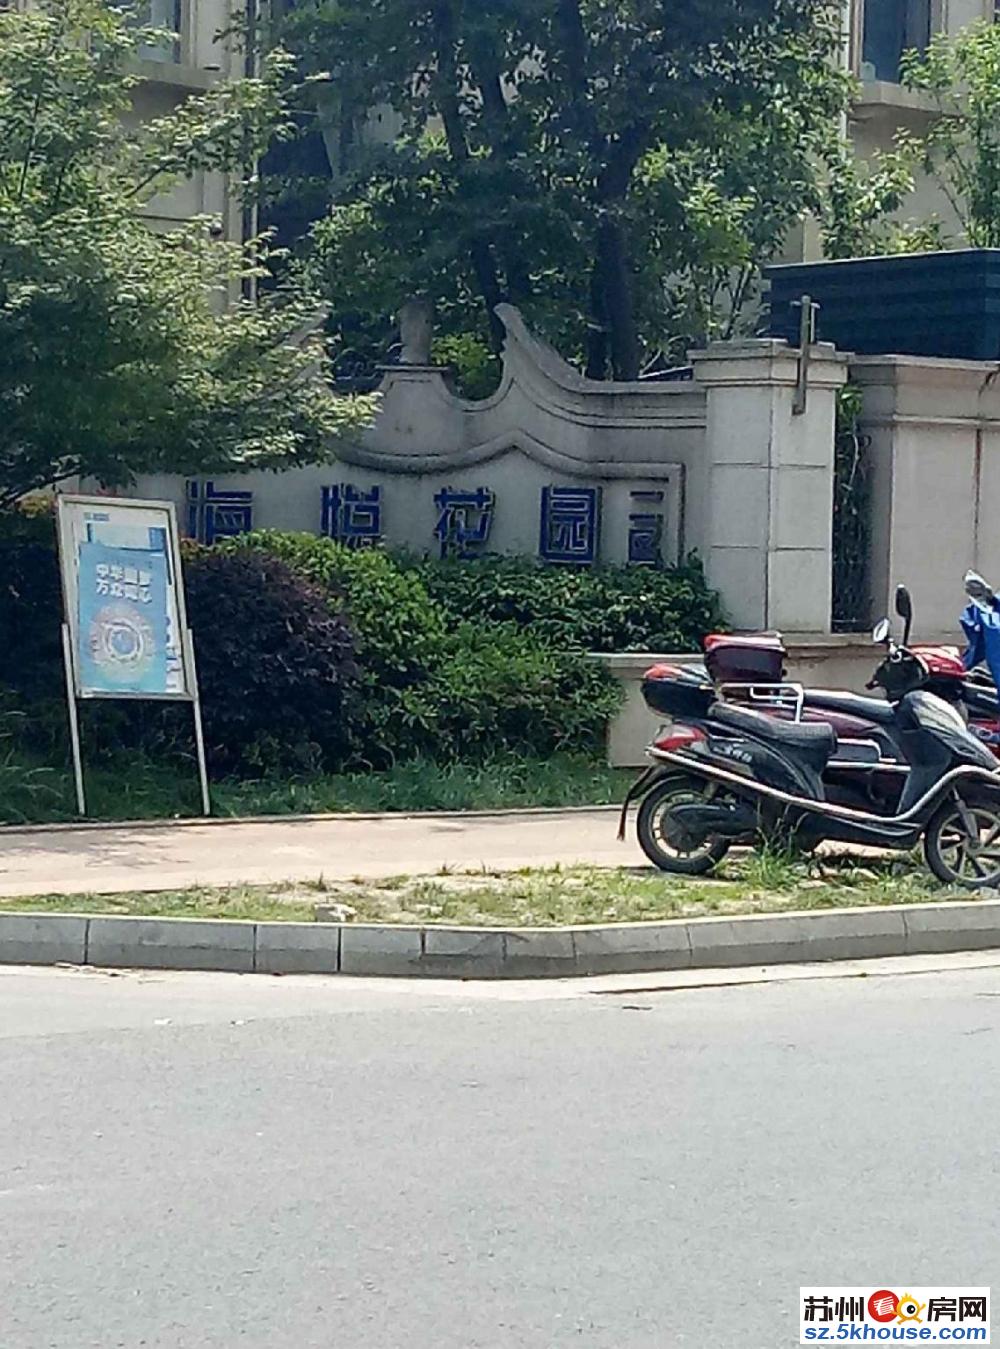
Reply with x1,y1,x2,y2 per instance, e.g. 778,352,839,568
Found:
589,130,648,382
550,0,648,379
468,56,531,308
552,0,595,146
470,240,507,350
594,213,641,381
430,0,507,350
585,258,609,379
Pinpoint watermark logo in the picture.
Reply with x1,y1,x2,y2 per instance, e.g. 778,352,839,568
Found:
800,1288,990,1342
869,1292,901,1324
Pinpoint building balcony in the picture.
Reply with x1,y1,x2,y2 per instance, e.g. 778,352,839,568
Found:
852,79,940,119
128,56,224,93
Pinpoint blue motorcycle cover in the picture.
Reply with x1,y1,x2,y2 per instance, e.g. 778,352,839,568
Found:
961,599,1000,684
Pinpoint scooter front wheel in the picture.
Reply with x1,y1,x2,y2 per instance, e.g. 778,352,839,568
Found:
924,797,1000,888
637,776,732,876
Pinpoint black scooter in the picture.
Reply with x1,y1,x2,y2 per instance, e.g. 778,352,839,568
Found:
620,613,1000,886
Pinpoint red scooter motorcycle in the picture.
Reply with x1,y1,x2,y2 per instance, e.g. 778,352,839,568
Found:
620,611,1000,884
638,586,1000,821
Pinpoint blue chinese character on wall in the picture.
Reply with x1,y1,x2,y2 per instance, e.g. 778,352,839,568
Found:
539,486,601,565
628,490,666,566
321,485,382,550
186,480,253,544
433,487,495,559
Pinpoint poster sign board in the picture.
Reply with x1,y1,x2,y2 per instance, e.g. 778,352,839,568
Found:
56,496,191,700
55,495,208,816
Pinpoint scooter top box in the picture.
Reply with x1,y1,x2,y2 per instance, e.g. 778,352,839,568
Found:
704,633,787,685
641,663,714,719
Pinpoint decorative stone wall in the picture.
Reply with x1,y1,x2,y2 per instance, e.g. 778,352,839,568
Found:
133,305,848,633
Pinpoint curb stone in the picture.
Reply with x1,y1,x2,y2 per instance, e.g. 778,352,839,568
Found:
0,914,88,967
3,900,1000,978
255,922,341,975
86,916,255,973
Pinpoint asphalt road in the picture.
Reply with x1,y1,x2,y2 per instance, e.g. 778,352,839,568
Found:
2,959,998,1349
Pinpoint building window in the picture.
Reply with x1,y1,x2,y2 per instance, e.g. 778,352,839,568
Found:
134,0,183,63
861,0,931,83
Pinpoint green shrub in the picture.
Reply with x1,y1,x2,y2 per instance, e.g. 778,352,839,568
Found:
418,621,621,759
234,531,450,764
0,528,628,784
0,536,362,776
235,531,445,679
0,536,63,706
234,534,624,765
182,546,359,774
0,495,58,546
410,553,724,653
0,533,183,768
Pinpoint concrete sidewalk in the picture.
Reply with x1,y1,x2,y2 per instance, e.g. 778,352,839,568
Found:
0,807,644,899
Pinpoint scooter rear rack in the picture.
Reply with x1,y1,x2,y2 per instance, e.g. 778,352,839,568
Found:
717,680,805,721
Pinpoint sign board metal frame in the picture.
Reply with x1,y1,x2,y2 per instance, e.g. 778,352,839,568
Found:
55,494,210,817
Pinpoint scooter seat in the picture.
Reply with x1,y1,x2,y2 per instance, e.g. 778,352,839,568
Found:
804,689,896,726
710,702,837,770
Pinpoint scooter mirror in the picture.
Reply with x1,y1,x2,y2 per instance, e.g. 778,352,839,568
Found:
894,585,913,646
873,618,891,645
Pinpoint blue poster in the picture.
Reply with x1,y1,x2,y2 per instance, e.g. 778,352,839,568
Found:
77,542,169,696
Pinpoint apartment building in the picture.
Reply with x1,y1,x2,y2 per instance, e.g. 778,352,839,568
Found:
6,0,249,237
127,0,251,245
846,0,995,240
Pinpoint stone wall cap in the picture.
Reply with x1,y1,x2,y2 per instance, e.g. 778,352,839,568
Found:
589,651,703,669
589,635,915,665
690,339,843,362
851,353,1000,377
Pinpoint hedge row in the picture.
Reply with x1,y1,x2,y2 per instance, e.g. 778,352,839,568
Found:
410,552,725,654
0,525,723,778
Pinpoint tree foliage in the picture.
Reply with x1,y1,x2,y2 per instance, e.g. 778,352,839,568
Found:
902,20,1000,249
0,0,376,511
279,0,854,380
816,138,945,260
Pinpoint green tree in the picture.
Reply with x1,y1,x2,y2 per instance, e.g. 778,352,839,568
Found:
902,20,1000,248
279,0,853,381
817,137,945,260
0,0,376,512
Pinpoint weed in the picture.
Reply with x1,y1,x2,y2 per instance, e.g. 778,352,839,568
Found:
0,854,970,928
0,748,631,826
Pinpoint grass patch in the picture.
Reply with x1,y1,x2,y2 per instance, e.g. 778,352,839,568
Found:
0,749,630,826
0,853,979,928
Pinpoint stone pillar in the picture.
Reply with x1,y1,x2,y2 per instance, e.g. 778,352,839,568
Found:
850,355,1000,637
691,339,848,633
398,297,436,366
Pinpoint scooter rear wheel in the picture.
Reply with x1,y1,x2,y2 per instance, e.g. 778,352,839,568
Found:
924,798,1000,888
637,776,732,876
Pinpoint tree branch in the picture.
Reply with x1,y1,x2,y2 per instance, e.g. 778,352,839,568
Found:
16,20,65,205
